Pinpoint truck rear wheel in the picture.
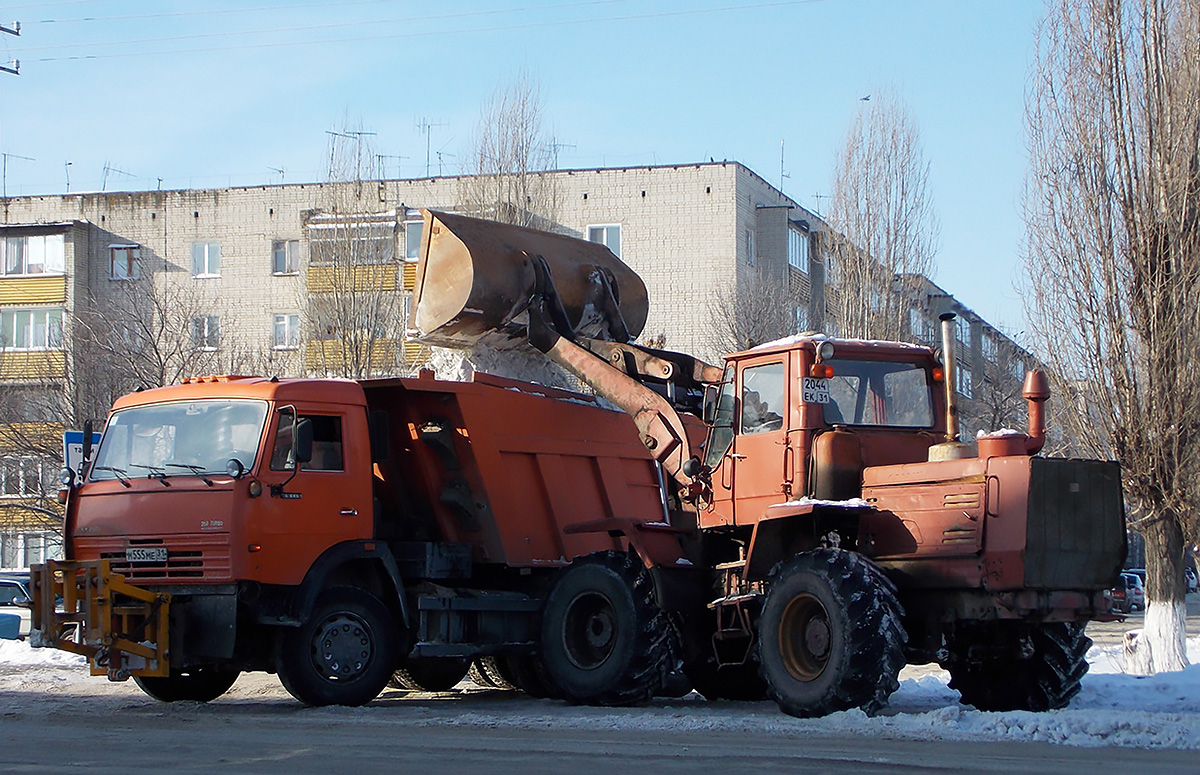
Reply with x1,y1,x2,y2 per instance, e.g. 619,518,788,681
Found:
133,666,240,703
389,658,469,692
467,656,518,690
943,622,1091,711
540,551,676,706
499,655,561,699
277,587,399,707
756,549,906,718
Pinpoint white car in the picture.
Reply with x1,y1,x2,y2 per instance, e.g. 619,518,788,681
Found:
0,576,31,639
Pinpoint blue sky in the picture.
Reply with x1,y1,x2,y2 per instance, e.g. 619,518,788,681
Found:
0,0,1046,336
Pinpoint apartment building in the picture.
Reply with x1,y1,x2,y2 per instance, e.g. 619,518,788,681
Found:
0,160,1028,564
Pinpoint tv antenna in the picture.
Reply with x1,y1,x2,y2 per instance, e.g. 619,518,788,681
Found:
548,138,576,170
2,152,32,197
101,162,134,192
779,139,791,192
375,154,408,179
268,166,286,182
0,21,18,75
416,117,447,177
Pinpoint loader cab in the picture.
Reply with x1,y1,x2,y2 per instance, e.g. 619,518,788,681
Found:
700,338,944,529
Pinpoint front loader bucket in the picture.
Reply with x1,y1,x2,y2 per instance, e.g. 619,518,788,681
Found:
413,210,649,349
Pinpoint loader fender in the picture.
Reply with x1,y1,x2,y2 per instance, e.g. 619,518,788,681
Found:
292,541,409,630
744,502,871,582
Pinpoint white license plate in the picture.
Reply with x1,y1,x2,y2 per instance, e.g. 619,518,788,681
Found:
126,547,168,563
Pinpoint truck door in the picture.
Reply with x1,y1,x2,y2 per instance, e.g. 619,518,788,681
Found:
731,358,790,526
249,408,372,585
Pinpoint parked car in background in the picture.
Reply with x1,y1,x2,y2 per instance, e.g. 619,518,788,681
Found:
1122,572,1146,611
0,573,31,639
1111,574,1132,614
1185,568,1197,594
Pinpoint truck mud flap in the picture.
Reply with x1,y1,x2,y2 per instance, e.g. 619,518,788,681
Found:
29,560,171,680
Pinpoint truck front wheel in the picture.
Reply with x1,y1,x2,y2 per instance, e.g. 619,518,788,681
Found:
943,622,1091,711
540,551,675,706
277,587,399,707
756,549,907,718
133,666,240,703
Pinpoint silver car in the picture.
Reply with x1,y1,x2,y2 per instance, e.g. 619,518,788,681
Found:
0,575,31,639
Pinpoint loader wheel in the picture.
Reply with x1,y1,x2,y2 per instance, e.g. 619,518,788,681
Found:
277,587,399,707
389,657,469,692
756,549,907,718
133,666,240,703
943,622,1091,711
540,551,676,706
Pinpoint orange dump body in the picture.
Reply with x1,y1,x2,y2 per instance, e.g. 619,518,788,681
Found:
365,371,670,568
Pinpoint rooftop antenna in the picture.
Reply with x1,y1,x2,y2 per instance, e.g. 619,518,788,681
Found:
779,139,791,192
268,166,286,183
811,191,829,216
64,161,72,193
416,117,447,177
2,152,32,197
325,129,375,178
101,162,134,192
548,138,576,170
375,154,408,179
436,149,456,176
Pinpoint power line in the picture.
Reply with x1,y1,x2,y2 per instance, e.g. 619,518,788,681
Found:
29,1,827,62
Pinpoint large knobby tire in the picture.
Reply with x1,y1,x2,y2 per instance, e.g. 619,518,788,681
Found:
277,587,399,707
540,551,676,706
133,666,240,703
943,622,1091,712
756,549,907,718
389,658,470,692
467,656,518,690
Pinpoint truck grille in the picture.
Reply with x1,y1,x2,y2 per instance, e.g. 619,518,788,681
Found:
79,536,233,583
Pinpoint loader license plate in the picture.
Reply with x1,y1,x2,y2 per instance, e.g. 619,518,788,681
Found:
802,377,831,404
126,547,168,563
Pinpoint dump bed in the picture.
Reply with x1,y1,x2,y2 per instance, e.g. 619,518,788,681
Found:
364,371,670,567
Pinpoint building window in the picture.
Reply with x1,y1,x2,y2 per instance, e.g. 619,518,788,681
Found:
272,240,300,275
788,226,809,273
273,313,300,349
0,234,66,276
1,456,53,497
307,216,395,265
793,305,809,333
745,228,756,266
587,224,621,257
191,315,220,350
956,365,974,399
1010,357,1026,381
109,244,141,280
956,316,972,352
982,333,999,362
191,242,221,277
404,221,423,260
1,309,63,350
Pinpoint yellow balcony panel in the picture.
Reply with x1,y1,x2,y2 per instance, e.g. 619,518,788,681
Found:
403,262,417,291
303,338,400,376
307,264,398,293
0,276,68,306
0,349,66,381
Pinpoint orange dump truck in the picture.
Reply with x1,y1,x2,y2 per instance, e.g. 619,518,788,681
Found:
31,371,688,706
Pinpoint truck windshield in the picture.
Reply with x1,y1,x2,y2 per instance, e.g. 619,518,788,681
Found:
90,399,269,481
819,359,934,428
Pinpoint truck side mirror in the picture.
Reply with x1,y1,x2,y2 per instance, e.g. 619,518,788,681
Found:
701,384,720,424
294,418,313,464
81,418,94,463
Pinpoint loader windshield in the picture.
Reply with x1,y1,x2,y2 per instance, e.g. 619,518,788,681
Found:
90,399,269,481
819,359,934,428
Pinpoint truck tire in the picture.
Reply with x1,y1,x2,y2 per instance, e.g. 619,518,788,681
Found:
499,655,561,699
389,658,469,692
471,656,519,690
133,666,240,703
277,587,399,707
943,622,1091,711
756,549,907,718
540,551,676,706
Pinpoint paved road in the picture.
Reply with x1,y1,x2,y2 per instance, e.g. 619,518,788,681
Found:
1,695,1195,775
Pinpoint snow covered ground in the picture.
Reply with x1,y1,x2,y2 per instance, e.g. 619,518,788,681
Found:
2,635,1198,751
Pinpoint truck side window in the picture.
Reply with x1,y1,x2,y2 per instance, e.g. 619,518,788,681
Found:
741,362,785,434
271,414,344,472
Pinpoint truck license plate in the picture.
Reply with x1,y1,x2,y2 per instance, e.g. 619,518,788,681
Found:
126,547,168,563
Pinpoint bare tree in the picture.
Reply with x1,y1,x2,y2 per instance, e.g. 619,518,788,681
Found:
459,69,559,229
707,271,808,355
1023,0,1200,673
305,125,410,379
826,91,939,341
